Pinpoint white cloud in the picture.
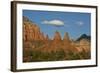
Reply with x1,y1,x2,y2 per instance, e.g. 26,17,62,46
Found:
42,19,64,26
76,21,84,26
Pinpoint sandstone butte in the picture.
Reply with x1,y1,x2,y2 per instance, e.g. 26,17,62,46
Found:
23,16,90,53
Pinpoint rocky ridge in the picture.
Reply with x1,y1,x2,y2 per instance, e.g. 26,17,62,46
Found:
23,16,90,53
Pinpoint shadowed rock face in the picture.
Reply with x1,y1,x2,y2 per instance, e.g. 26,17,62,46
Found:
63,32,70,44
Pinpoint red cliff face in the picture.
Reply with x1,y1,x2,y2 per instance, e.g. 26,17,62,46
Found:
23,17,46,51
23,22,45,41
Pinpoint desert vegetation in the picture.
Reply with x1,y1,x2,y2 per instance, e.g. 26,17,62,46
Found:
23,48,91,62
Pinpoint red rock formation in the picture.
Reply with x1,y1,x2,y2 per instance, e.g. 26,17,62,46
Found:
63,32,70,44
62,32,78,52
53,31,62,46
45,35,49,40
23,16,78,53
53,31,62,41
23,21,45,41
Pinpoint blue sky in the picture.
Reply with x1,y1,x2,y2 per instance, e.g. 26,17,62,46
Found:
23,10,91,40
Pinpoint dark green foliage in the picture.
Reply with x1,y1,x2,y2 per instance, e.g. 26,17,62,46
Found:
78,50,91,59
66,51,81,60
23,48,91,62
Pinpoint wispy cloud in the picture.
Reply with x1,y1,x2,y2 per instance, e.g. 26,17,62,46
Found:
76,21,84,26
42,19,64,26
